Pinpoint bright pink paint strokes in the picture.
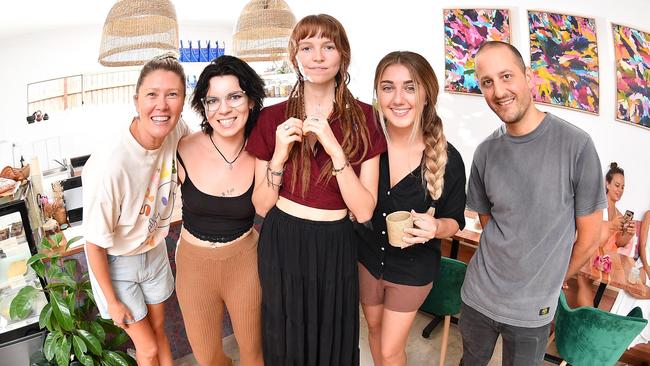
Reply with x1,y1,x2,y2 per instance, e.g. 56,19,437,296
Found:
613,24,650,128
444,9,510,94
528,11,599,114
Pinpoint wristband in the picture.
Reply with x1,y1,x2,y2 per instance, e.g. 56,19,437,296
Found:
331,160,350,176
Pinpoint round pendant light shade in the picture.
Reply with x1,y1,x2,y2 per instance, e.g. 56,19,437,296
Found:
233,0,297,62
98,0,179,67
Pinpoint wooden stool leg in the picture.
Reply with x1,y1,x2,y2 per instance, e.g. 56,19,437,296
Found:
546,331,555,348
439,315,451,366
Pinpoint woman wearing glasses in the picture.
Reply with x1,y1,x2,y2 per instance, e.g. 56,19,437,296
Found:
175,55,265,366
246,14,386,365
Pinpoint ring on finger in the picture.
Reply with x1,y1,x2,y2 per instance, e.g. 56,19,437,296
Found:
283,123,290,130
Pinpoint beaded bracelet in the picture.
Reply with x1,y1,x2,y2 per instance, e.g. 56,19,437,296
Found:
331,160,350,176
267,161,284,176
266,161,284,189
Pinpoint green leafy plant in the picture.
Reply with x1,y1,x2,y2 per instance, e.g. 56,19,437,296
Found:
10,233,135,366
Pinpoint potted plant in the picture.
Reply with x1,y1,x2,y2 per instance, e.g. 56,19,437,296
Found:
10,233,135,366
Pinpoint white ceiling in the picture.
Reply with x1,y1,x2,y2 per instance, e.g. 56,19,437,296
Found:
0,0,266,38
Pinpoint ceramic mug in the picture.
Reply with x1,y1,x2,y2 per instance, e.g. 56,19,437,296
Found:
386,211,413,248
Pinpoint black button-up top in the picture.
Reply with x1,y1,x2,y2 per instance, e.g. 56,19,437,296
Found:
356,143,467,286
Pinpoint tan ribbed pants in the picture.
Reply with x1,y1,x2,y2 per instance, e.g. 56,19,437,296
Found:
176,229,262,366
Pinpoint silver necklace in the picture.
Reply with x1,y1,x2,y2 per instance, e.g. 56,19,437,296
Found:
208,134,245,170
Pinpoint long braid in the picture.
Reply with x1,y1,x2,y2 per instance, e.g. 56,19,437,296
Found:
422,113,447,200
373,51,447,201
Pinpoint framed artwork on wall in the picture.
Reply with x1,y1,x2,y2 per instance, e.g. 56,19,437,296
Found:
443,8,510,95
612,23,650,129
528,10,599,114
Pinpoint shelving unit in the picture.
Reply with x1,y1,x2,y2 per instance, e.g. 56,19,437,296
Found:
183,61,296,106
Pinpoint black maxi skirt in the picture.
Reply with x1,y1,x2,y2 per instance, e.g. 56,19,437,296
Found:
258,206,360,366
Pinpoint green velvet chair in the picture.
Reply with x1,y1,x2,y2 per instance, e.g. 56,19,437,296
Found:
419,257,467,366
554,291,647,366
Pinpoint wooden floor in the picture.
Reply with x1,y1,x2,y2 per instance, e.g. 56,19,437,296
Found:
441,239,650,366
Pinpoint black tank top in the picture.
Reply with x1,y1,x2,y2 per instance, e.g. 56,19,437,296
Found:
177,152,255,242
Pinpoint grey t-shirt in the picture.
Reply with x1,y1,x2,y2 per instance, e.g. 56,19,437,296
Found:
462,113,607,327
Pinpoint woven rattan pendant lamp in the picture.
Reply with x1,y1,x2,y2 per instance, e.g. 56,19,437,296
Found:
99,0,179,66
233,0,297,62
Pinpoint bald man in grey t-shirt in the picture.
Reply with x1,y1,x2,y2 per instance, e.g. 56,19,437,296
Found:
459,41,606,366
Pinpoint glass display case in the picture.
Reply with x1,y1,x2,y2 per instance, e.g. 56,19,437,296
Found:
0,182,47,363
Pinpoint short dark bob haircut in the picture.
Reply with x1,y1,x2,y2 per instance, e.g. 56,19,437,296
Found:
190,55,265,138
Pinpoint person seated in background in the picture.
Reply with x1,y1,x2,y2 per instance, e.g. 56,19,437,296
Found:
575,162,637,307
608,209,650,349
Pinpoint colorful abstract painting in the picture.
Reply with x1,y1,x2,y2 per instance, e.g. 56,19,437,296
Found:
528,11,599,114
444,8,510,94
612,24,650,128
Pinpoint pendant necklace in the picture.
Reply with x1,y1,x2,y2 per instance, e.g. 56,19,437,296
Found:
305,100,335,156
209,134,245,170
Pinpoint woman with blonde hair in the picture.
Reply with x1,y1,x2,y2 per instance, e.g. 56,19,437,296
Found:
84,54,189,366
355,51,466,366
246,14,387,366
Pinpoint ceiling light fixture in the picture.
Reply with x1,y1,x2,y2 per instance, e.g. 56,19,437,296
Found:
98,0,179,67
232,0,297,62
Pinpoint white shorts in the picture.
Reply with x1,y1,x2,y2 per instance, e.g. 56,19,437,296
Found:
87,242,174,323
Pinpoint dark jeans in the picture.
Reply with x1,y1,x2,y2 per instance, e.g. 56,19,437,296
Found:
459,302,551,366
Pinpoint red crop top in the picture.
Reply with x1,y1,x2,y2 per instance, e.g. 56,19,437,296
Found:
245,100,387,209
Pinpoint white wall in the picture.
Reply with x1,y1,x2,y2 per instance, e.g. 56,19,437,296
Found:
1,0,649,216
0,23,232,170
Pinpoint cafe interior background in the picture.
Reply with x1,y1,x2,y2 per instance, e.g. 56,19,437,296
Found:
0,0,650,364
0,0,649,216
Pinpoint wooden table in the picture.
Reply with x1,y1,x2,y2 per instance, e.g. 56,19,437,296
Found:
579,248,650,306
448,210,481,259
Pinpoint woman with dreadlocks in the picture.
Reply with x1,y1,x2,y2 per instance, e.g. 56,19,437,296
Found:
245,13,387,366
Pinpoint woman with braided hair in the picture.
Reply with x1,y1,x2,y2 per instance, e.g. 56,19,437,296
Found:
245,14,387,366
355,51,467,366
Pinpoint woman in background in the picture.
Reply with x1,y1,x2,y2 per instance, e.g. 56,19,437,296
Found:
356,51,466,366
246,14,386,366
175,55,265,366
608,171,650,347
576,162,637,307
84,54,189,366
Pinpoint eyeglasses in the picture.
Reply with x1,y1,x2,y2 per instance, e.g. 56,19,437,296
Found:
201,91,247,111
